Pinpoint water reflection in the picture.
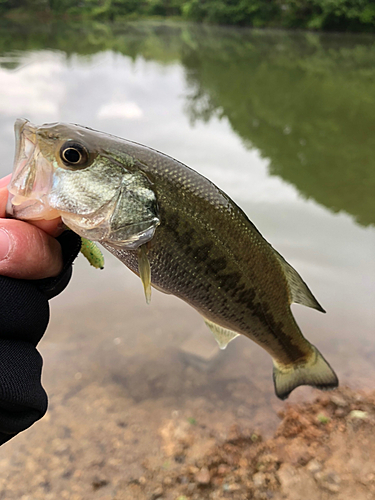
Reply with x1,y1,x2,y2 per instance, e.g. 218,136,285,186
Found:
182,29,375,227
1,21,374,225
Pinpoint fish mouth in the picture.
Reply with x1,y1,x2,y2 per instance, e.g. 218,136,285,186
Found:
6,119,60,220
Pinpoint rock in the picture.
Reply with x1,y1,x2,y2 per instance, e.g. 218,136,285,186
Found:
315,471,341,493
331,395,348,408
253,472,266,488
159,419,192,457
284,440,312,466
188,466,199,474
277,464,299,490
163,477,172,486
348,410,368,420
227,483,241,491
277,465,319,498
151,486,164,499
362,472,375,484
306,459,322,475
217,464,231,475
195,467,211,485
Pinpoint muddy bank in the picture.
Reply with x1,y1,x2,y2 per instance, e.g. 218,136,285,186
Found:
123,387,375,500
1,385,375,499
0,262,373,500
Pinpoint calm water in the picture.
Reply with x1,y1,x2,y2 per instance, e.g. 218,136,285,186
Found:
0,19,374,472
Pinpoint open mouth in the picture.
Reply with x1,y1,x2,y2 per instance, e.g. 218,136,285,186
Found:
6,119,59,220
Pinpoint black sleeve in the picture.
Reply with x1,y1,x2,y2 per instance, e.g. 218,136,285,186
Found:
0,230,81,445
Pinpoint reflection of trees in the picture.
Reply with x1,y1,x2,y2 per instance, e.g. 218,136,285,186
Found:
183,29,375,227
1,21,374,226
0,21,186,61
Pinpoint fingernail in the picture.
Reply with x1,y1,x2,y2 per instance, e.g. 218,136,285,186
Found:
0,229,11,261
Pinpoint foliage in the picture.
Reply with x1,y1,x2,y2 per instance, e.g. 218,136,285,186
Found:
181,0,280,27
281,0,375,31
0,0,375,32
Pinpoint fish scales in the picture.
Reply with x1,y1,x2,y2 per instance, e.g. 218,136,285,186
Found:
102,145,309,364
6,119,339,399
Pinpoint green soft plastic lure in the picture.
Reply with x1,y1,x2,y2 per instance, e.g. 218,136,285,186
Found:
80,237,105,269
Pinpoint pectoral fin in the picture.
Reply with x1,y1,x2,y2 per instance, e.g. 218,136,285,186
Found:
274,251,325,313
203,318,240,349
138,245,152,305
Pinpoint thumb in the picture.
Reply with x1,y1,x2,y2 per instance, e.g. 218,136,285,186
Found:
0,219,63,280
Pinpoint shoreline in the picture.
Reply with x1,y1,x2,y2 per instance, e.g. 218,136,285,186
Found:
1,11,374,35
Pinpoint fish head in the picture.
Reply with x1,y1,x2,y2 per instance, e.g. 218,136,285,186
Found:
6,119,160,248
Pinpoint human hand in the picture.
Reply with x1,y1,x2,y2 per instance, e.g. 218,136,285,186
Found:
0,174,63,279
0,174,82,446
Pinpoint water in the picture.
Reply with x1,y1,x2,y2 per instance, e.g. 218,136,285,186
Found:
0,20,374,492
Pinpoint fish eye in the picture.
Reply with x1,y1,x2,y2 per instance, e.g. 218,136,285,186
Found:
60,142,89,168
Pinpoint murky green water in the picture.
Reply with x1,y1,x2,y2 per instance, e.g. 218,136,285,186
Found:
0,20,374,481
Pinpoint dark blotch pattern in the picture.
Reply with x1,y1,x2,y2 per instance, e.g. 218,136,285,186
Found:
158,205,305,362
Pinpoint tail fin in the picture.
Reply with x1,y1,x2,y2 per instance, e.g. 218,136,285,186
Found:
273,346,338,400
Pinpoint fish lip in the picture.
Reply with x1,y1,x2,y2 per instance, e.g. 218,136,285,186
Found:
6,118,58,220
10,118,38,194
6,194,53,220
14,118,30,137
6,119,37,217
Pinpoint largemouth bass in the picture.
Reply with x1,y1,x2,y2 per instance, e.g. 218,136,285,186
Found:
6,119,338,399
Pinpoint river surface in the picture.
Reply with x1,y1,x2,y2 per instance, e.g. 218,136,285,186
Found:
0,20,374,498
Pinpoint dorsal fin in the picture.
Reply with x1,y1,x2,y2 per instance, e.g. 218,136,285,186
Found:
274,251,325,313
203,317,240,349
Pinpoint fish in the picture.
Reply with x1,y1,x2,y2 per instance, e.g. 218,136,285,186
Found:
6,118,339,400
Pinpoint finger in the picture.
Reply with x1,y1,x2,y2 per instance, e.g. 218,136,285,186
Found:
30,218,65,238
0,219,63,279
0,175,12,217
0,187,8,218
0,182,63,237
0,174,11,190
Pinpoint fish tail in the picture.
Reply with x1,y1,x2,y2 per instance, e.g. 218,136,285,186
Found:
272,345,338,400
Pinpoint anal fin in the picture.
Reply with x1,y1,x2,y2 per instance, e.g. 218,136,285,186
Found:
203,318,240,350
